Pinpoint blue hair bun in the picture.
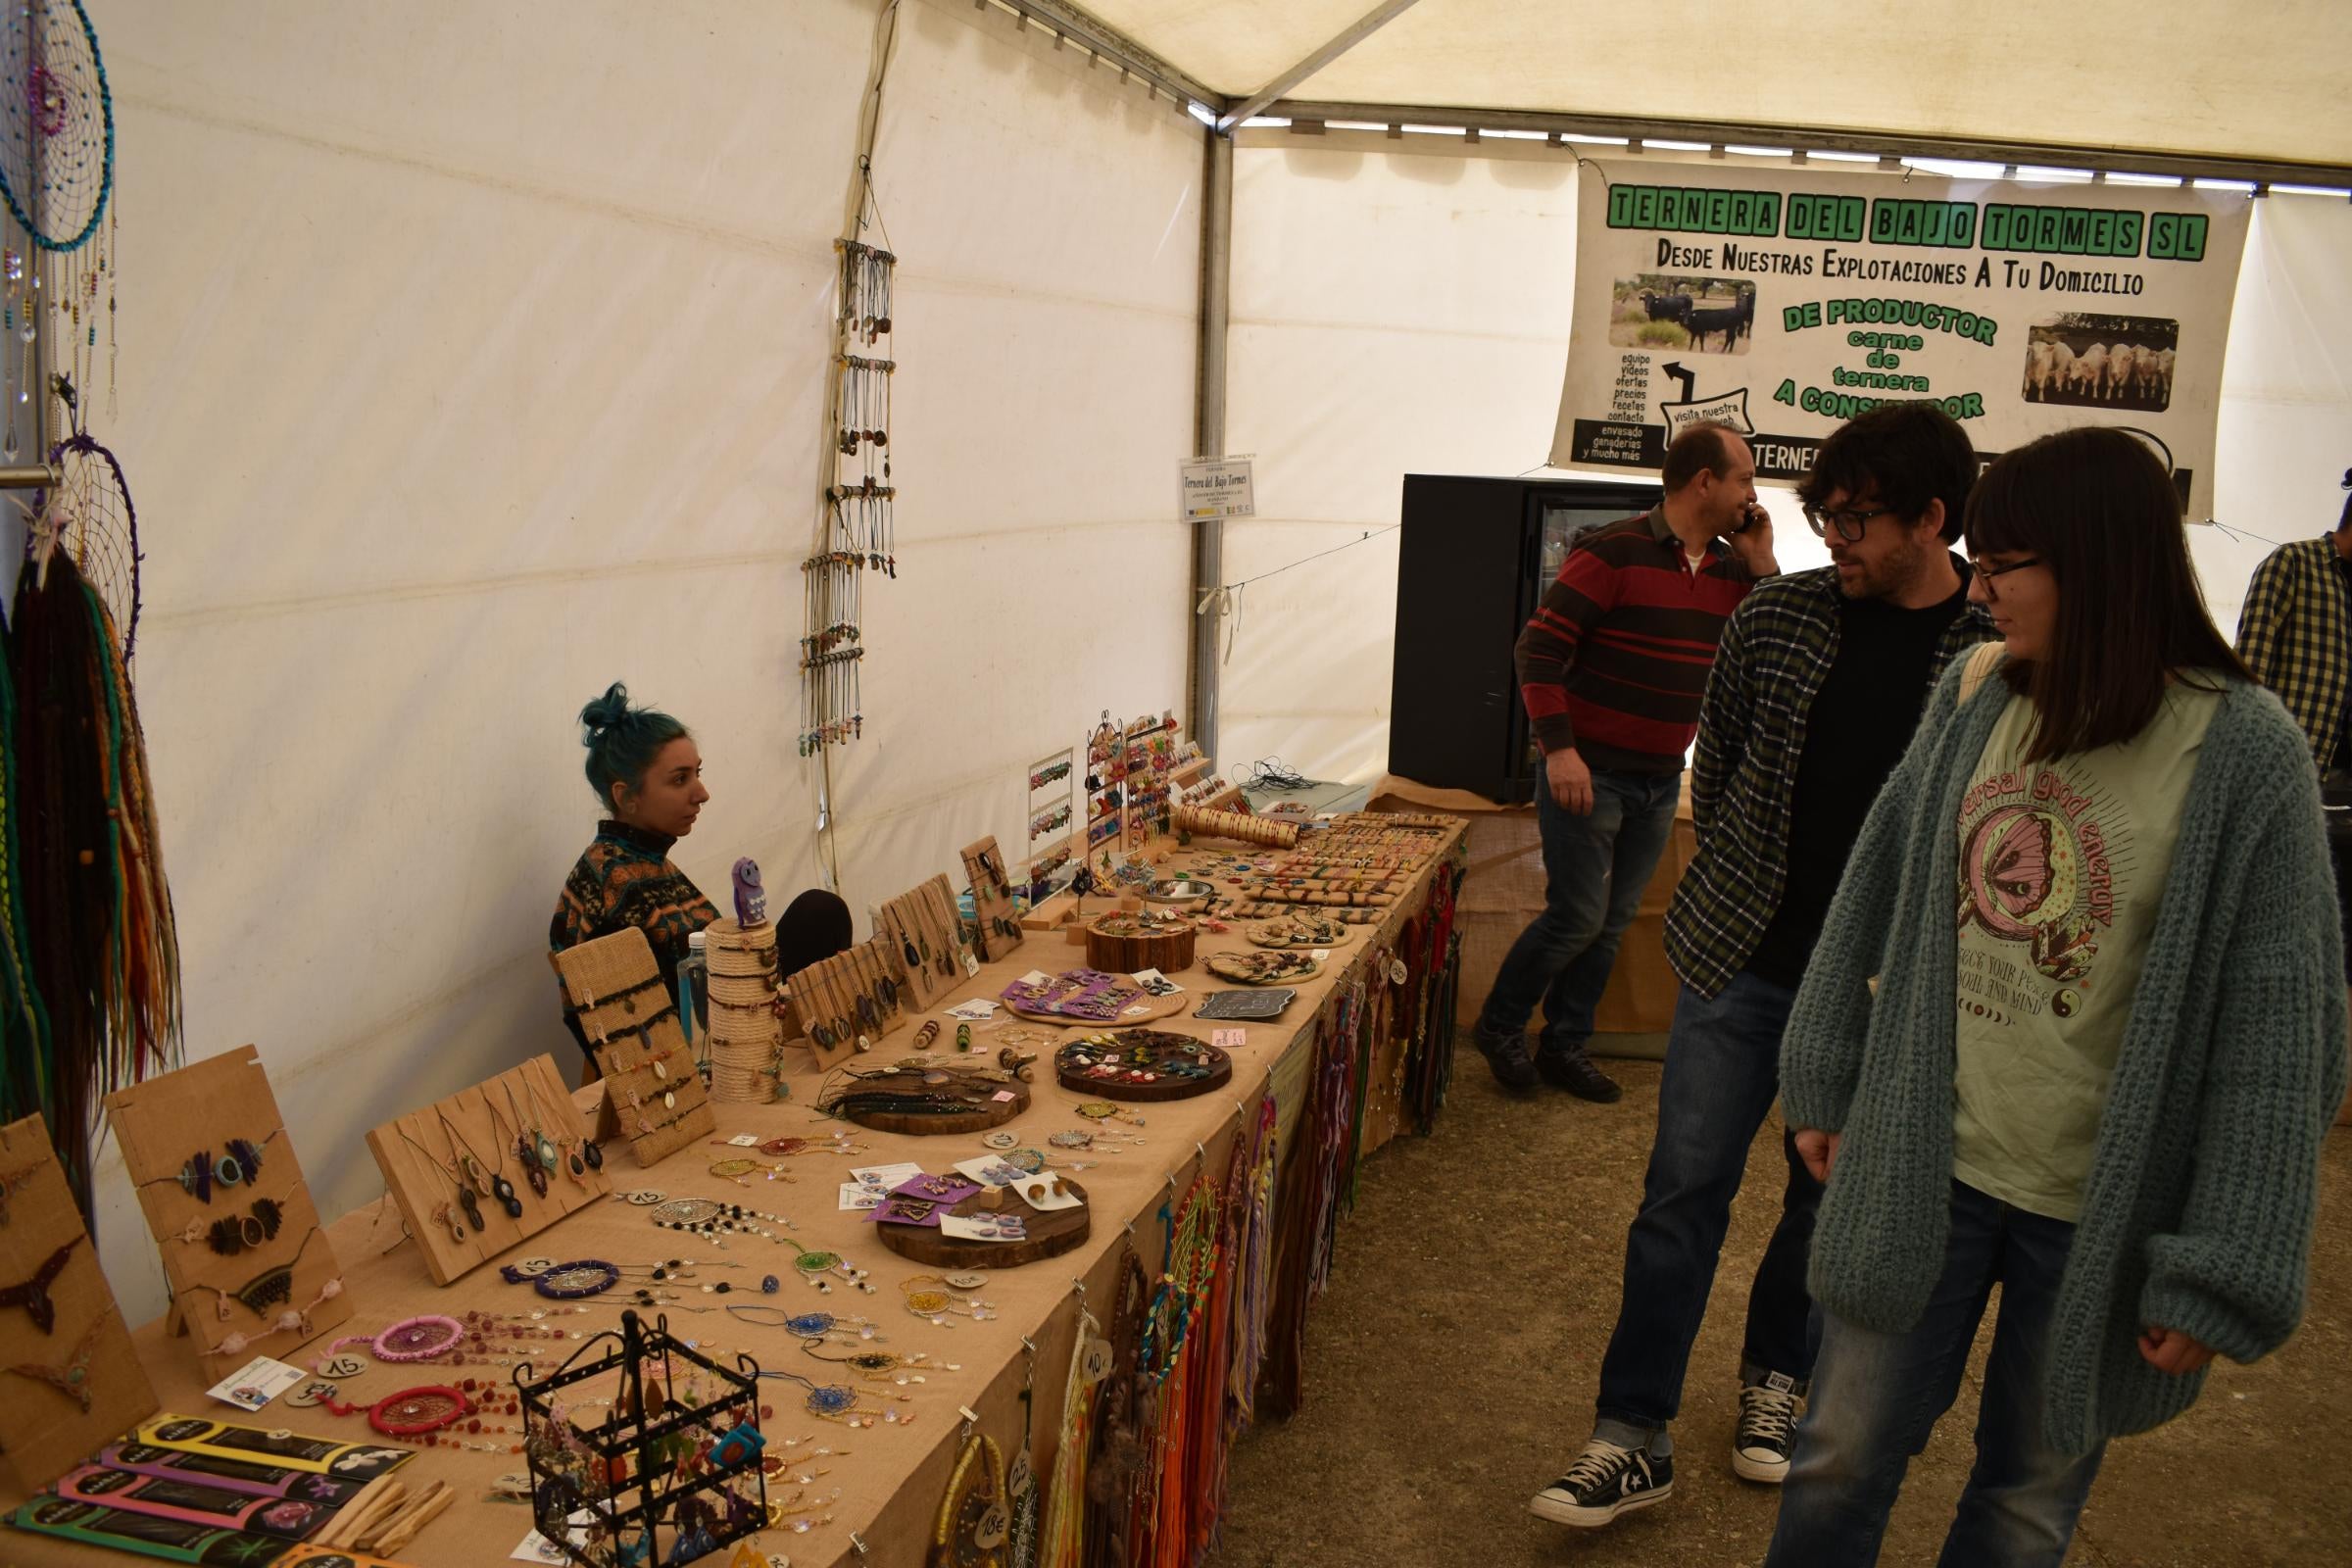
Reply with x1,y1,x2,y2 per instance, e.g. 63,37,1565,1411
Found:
579,681,633,741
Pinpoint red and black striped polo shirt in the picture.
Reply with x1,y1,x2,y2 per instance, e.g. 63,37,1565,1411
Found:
1515,508,1754,776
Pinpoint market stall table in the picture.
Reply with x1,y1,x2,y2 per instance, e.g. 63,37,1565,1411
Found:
0,817,1465,1568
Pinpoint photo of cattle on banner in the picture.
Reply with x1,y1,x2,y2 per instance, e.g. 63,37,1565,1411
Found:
1610,273,1758,353
2022,311,2180,413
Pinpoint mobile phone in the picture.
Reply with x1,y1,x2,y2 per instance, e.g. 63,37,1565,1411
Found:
1731,503,1763,534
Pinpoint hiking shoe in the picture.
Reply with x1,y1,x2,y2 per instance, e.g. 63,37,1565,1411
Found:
1537,1047,1623,1102
1472,1021,1540,1092
1529,1440,1673,1528
1732,1378,1803,1484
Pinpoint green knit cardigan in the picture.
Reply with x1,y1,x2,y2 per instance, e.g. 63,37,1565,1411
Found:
1782,658,2348,1453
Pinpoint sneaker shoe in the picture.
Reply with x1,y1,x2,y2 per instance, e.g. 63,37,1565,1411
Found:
1472,1021,1540,1092
1732,1376,1803,1484
1528,1440,1673,1528
1536,1047,1623,1102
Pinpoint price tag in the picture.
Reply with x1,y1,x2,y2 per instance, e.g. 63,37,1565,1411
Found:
965,954,982,977
726,1134,761,1147
1311,949,1331,961
1388,957,1408,985
1210,1028,1247,1050
992,1090,1017,1102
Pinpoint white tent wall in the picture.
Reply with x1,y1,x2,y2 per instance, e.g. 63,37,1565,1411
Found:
1219,132,2352,787
815,0,1200,919
83,0,1200,1320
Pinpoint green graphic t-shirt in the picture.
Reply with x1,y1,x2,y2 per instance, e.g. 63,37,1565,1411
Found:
1950,683,2223,1221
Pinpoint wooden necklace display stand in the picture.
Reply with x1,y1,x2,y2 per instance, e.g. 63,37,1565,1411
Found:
0,1113,159,1491
551,927,714,1167
105,1046,355,1377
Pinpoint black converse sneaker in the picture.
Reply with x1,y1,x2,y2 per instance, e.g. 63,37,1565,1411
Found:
1528,1440,1674,1528
1471,1021,1540,1092
1732,1374,1804,1483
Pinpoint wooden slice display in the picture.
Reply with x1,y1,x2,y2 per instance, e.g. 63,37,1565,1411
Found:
1083,911,1196,975
819,1065,1030,1137
874,1177,1091,1268
1204,950,1323,986
1054,1030,1232,1102
1003,987,1188,1029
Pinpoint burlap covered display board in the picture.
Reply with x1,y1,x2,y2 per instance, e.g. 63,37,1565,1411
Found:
105,1047,355,1376
549,927,715,1165
0,1114,159,1492
364,1054,611,1287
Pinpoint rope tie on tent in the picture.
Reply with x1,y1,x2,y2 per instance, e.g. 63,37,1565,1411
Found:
1195,525,1400,665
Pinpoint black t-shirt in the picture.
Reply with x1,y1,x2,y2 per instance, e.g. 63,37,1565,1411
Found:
1746,583,1973,988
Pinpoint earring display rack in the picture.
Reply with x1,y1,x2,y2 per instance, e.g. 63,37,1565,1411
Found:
0,1113,159,1492
1024,746,1075,904
105,1046,354,1376
960,836,1024,964
364,1054,611,1288
1081,711,1129,869
550,928,715,1168
874,874,973,1016
1119,710,1181,852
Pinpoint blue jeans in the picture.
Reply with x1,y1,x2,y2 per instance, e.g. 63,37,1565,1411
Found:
1765,1181,2107,1568
1595,971,1819,1440
1478,768,1681,1056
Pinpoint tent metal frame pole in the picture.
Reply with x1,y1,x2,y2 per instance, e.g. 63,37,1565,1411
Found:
1188,129,1232,760
977,0,1223,111
1262,98,2352,190
1217,0,1422,133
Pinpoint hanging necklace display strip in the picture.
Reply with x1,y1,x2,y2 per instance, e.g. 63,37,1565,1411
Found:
806,233,897,758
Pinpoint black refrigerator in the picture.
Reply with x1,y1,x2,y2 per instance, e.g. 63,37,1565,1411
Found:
1388,473,1662,804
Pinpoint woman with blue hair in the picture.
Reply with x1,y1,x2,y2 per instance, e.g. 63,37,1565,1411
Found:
550,683,848,1059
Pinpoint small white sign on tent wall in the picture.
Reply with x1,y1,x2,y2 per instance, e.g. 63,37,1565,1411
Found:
1180,455,1255,520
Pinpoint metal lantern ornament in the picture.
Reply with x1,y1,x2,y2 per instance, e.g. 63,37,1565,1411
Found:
514,1310,766,1567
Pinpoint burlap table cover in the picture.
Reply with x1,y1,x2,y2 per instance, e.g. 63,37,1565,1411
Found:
0,822,1465,1568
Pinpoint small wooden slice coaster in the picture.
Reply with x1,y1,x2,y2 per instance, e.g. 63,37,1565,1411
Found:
874,1178,1091,1268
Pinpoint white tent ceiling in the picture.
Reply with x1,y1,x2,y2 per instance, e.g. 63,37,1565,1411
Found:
1081,0,2352,171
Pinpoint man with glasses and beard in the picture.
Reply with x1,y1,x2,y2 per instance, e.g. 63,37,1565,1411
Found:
1531,404,1996,1532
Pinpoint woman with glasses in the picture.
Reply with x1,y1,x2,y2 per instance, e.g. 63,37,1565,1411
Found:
1763,427,2345,1566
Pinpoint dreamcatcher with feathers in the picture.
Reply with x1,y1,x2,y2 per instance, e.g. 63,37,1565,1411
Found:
0,2,173,1214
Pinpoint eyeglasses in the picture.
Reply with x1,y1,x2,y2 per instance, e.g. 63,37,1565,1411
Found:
1802,505,1895,542
1970,556,2043,601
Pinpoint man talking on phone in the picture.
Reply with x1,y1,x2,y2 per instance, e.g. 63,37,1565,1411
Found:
1471,421,1775,1102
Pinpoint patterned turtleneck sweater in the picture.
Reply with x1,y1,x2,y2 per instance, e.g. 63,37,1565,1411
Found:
550,819,719,1042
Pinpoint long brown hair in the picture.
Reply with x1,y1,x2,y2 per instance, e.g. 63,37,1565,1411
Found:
1963,426,2246,761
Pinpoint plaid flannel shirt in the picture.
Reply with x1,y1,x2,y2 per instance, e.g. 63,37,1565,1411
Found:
1663,561,1997,999
2235,536,2351,767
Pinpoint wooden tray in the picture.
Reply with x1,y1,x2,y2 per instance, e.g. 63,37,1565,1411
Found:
824,1068,1031,1137
0,1113,159,1491
1003,987,1188,1029
874,1177,1090,1268
1203,951,1323,986
104,1047,354,1377
1054,1032,1232,1102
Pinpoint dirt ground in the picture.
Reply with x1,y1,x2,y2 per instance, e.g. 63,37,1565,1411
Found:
1204,1050,2352,1568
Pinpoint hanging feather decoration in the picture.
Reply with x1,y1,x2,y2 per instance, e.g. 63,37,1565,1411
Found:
6,550,179,1209
0,608,54,1138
